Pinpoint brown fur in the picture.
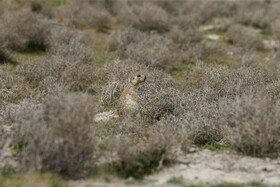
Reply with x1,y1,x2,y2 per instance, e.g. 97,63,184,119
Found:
117,75,146,117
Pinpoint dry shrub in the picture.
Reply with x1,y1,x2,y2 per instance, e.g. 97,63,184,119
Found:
225,94,280,157
176,64,275,145
107,29,172,70
183,64,273,102
227,25,263,50
0,7,50,51
18,55,96,92
118,2,169,32
13,93,98,178
157,103,226,146
212,17,233,32
19,0,55,18
235,2,269,30
126,34,172,70
198,1,237,24
265,50,280,79
0,66,32,103
55,0,111,31
170,13,201,31
0,46,12,63
107,28,144,52
235,1,280,34
47,26,94,64
0,125,7,149
17,26,96,92
1,81,32,103
150,0,182,15
186,41,223,62
109,121,181,178
99,60,183,121
271,19,280,41
239,50,261,67
169,1,236,27
0,1,19,17
168,1,202,29
168,26,203,49
140,82,182,122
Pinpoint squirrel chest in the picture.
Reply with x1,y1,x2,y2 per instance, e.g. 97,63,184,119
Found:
117,75,146,117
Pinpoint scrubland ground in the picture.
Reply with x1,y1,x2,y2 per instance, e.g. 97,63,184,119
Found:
1,0,280,186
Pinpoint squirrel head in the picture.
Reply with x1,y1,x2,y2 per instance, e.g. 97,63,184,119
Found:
131,74,146,86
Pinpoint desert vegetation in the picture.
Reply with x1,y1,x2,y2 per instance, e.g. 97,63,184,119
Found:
1,0,280,186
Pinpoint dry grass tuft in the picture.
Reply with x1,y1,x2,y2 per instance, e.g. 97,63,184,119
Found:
225,93,280,157
235,2,269,30
265,50,280,79
55,0,112,31
177,64,275,145
0,7,50,51
118,2,169,33
47,26,94,64
168,26,203,49
13,93,98,178
0,47,12,63
227,24,263,50
0,66,32,103
271,19,280,41
107,28,144,52
198,1,237,24
102,120,181,178
107,29,172,70
186,41,223,62
17,26,95,92
183,64,273,102
18,55,96,92
0,125,8,150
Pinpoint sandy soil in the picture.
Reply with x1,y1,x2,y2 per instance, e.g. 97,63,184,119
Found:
69,149,280,187
148,149,280,186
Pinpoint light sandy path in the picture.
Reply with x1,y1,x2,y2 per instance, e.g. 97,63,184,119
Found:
148,149,280,186
69,149,280,187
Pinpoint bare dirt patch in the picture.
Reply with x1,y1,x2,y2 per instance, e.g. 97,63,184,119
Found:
69,149,280,187
148,149,280,186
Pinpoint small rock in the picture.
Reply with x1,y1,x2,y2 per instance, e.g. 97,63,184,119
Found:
263,40,279,50
3,125,13,133
94,111,119,123
188,147,197,153
206,34,220,41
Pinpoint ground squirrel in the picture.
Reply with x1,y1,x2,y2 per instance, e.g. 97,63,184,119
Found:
117,74,146,117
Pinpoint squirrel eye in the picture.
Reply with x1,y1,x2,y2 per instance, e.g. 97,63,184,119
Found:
137,75,141,77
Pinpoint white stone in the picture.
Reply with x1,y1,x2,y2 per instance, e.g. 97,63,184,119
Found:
94,111,119,123
263,40,279,50
207,34,220,41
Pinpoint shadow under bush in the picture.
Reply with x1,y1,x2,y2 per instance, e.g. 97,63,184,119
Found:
0,7,51,52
